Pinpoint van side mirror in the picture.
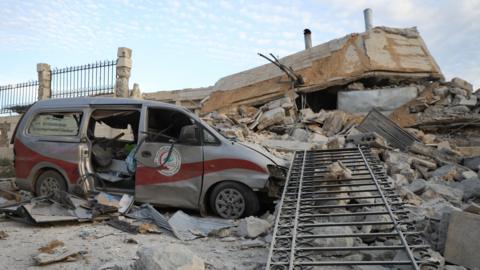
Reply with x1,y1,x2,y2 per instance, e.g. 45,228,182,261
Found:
178,125,198,144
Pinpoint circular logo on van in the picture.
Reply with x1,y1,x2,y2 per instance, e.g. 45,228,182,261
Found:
154,146,182,176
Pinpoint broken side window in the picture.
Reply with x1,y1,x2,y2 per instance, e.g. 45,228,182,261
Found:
28,112,83,136
147,108,196,143
88,110,140,143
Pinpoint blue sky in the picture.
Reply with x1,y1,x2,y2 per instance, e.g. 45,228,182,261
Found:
1,0,479,92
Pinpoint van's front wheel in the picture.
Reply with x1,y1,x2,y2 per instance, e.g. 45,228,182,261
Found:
35,170,67,197
210,181,259,219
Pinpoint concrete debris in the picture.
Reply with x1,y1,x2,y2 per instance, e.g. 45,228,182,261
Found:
421,183,464,206
168,210,234,241
444,211,480,269
133,244,205,270
238,216,272,238
310,226,358,256
451,77,473,93
34,240,84,266
1,23,479,270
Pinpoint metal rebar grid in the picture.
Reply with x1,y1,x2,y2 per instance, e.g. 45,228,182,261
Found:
266,146,438,270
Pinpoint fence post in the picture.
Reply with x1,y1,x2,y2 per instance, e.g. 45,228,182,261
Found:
115,47,132,98
37,63,51,100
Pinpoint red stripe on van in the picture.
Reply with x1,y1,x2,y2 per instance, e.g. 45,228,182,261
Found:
136,159,267,185
14,140,79,184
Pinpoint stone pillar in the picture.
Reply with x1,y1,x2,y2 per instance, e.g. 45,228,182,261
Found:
130,83,142,99
115,47,132,98
37,63,51,100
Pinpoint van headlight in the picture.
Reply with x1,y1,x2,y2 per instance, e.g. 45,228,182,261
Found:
267,165,287,181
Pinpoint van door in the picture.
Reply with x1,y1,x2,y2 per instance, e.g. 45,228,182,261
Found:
134,107,203,209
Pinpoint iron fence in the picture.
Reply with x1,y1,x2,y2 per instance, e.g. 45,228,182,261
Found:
51,60,116,99
0,81,39,114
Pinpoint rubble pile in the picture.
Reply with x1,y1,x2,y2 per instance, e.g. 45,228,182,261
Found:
200,76,480,268
391,77,480,131
201,93,363,161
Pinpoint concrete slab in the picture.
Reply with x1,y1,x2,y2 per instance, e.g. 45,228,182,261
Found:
444,211,480,269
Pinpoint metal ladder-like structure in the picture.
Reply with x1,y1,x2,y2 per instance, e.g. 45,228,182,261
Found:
266,146,438,269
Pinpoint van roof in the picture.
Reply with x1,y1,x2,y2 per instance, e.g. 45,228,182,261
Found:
31,97,181,110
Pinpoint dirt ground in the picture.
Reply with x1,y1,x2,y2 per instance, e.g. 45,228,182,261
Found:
0,217,268,270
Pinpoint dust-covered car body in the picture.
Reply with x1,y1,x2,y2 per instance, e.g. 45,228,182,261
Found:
12,97,288,218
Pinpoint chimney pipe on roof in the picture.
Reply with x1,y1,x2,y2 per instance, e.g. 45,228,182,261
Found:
364,8,373,31
304,29,312,50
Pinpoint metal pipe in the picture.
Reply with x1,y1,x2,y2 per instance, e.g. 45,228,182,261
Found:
364,8,373,31
303,28,312,49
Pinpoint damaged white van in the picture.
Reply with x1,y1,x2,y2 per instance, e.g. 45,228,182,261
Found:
12,97,288,218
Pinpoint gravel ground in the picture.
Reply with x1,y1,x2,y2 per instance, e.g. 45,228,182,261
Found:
0,217,269,270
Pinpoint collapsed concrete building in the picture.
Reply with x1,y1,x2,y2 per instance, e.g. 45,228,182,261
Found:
1,9,480,270
147,25,443,116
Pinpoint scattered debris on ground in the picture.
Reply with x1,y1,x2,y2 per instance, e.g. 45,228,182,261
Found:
0,21,479,269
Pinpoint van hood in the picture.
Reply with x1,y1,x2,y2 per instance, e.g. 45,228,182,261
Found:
237,141,290,168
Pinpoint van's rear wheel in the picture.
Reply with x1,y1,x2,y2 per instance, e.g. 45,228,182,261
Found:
35,170,67,197
210,182,259,219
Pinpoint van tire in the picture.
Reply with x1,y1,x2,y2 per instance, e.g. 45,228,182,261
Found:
209,181,259,219
35,170,67,197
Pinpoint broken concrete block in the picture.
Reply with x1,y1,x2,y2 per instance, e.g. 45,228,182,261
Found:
444,211,480,269
462,155,480,171
392,174,409,187
325,161,352,180
462,202,480,215
257,107,285,130
451,77,473,93
309,133,328,145
398,186,423,206
323,111,347,136
388,162,415,179
291,128,308,142
430,165,460,181
310,226,357,256
407,179,427,195
384,151,412,166
457,177,480,200
422,133,436,144
420,198,461,219
134,244,205,270
326,136,345,149
461,170,477,180
345,132,386,148
238,216,271,238
411,157,437,170
445,105,470,114
433,86,450,98
452,95,477,107
449,87,468,97
422,183,464,205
